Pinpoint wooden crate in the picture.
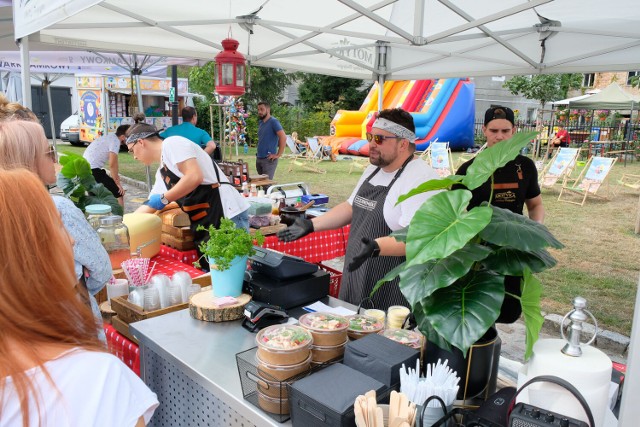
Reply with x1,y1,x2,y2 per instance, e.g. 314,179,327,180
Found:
161,232,195,251
110,273,212,325
158,208,190,227
162,223,194,239
111,315,138,344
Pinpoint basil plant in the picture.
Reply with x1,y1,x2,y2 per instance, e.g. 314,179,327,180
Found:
374,131,563,359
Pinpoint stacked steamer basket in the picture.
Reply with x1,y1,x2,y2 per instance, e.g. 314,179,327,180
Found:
346,314,384,340
298,312,349,365
255,325,313,415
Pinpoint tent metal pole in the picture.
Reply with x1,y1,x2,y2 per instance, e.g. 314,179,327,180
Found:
375,42,388,112
18,37,31,109
171,65,179,126
43,75,58,151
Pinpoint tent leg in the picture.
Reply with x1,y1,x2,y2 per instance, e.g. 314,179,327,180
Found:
44,78,58,151
18,37,32,109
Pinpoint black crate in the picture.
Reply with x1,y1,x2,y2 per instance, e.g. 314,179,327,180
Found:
236,347,343,423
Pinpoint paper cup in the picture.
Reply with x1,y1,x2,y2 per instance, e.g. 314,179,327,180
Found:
106,279,129,301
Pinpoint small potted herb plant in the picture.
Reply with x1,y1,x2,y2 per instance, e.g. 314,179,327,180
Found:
195,218,265,297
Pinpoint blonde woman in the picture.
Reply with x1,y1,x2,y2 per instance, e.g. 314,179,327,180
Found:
0,169,158,426
0,120,111,338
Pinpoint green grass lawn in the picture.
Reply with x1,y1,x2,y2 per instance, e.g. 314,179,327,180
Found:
58,142,640,336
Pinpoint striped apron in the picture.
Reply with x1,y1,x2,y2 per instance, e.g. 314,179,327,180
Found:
339,156,413,311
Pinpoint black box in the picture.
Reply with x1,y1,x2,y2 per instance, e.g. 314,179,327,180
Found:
343,333,420,389
245,270,330,309
289,363,386,427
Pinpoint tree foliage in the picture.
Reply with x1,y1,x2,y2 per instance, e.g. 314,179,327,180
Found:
503,74,583,108
298,73,368,111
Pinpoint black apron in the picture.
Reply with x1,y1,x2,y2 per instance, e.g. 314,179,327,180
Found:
339,156,414,311
160,163,228,269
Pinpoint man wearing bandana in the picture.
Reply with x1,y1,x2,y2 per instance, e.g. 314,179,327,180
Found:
455,106,545,322
277,108,440,310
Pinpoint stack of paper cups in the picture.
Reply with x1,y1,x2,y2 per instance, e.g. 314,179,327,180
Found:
106,279,129,301
364,309,386,326
387,305,410,329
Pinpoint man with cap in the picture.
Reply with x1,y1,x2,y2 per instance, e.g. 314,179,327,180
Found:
455,105,545,322
277,108,440,310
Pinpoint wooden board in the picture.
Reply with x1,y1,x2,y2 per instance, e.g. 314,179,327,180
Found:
162,233,196,250
250,223,286,236
111,315,138,344
159,208,190,227
189,292,251,322
162,223,194,239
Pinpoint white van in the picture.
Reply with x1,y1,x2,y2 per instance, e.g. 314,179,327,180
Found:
60,113,82,146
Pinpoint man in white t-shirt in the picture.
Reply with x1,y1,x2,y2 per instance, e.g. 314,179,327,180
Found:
127,123,249,270
278,108,441,310
82,124,129,206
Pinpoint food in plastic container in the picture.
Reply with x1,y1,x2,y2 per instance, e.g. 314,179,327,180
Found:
298,312,349,346
258,391,290,415
256,324,313,365
379,328,423,349
311,339,348,363
256,352,312,381
347,314,384,340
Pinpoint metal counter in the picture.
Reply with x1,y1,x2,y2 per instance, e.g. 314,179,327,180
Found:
130,296,355,427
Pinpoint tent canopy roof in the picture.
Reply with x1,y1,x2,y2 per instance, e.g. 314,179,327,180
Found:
569,82,640,110
12,0,640,81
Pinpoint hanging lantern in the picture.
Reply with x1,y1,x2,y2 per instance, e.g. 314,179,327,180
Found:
215,38,246,96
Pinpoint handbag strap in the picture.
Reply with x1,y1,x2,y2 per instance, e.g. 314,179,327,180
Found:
507,375,595,427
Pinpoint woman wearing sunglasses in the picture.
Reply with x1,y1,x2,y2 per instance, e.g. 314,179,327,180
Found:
278,108,441,310
0,118,111,340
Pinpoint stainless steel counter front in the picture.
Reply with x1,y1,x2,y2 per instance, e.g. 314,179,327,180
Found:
130,296,355,427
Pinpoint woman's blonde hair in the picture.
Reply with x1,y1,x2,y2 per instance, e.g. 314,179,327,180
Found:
0,169,104,426
0,93,39,122
0,120,48,173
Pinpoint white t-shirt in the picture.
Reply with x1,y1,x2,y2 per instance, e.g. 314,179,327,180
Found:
347,159,441,230
0,349,158,427
151,135,249,219
82,134,121,169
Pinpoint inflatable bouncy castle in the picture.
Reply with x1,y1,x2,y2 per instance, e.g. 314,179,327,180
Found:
323,79,475,156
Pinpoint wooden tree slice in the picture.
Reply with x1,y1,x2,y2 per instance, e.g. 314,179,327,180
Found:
99,301,116,324
189,291,252,322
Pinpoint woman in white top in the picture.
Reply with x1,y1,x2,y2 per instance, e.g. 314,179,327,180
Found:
0,169,158,426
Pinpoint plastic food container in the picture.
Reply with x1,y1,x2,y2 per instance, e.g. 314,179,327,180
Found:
256,325,313,366
311,339,348,364
379,328,424,350
258,391,290,415
298,312,349,346
256,353,312,381
347,314,384,340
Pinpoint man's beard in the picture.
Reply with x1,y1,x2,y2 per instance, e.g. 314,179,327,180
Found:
258,114,266,120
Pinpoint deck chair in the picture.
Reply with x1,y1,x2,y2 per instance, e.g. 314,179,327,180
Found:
539,147,581,189
456,143,487,169
287,137,328,174
617,173,640,191
558,156,617,206
424,141,454,177
349,156,369,174
284,135,305,159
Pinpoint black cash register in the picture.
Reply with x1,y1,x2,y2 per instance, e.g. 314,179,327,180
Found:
245,246,330,310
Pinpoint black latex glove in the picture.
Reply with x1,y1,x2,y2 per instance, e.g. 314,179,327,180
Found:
276,217,314,242
347,237,380,272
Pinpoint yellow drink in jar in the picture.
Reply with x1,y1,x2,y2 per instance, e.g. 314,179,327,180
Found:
363,309,386,326
387,305,410,329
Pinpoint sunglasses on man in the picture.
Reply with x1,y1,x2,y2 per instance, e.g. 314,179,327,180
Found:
365,132,401,145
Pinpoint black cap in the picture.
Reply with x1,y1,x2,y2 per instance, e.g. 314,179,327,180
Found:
484,106,515,126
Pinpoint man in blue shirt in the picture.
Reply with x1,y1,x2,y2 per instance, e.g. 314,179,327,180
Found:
160,106,217,156
256,101,286,180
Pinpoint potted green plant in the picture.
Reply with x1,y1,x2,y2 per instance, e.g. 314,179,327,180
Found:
195,218,265,297
374,131,563,360
56,152,123,215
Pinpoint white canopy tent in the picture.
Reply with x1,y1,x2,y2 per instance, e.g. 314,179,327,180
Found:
11,1,640,424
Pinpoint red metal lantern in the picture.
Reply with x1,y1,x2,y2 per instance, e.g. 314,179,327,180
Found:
215,38,246,96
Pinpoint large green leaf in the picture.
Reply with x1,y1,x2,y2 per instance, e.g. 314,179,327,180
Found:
87,184,124,216
521,268,544,360
413,302,452,351
480,205,564,251
370,262,407,297
421,271,504,355
390,226,408,243
481,247,557,275
59,153,92,180
462,131,538,190
397,175,464,204
398,243,493,306
406,190,492,266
